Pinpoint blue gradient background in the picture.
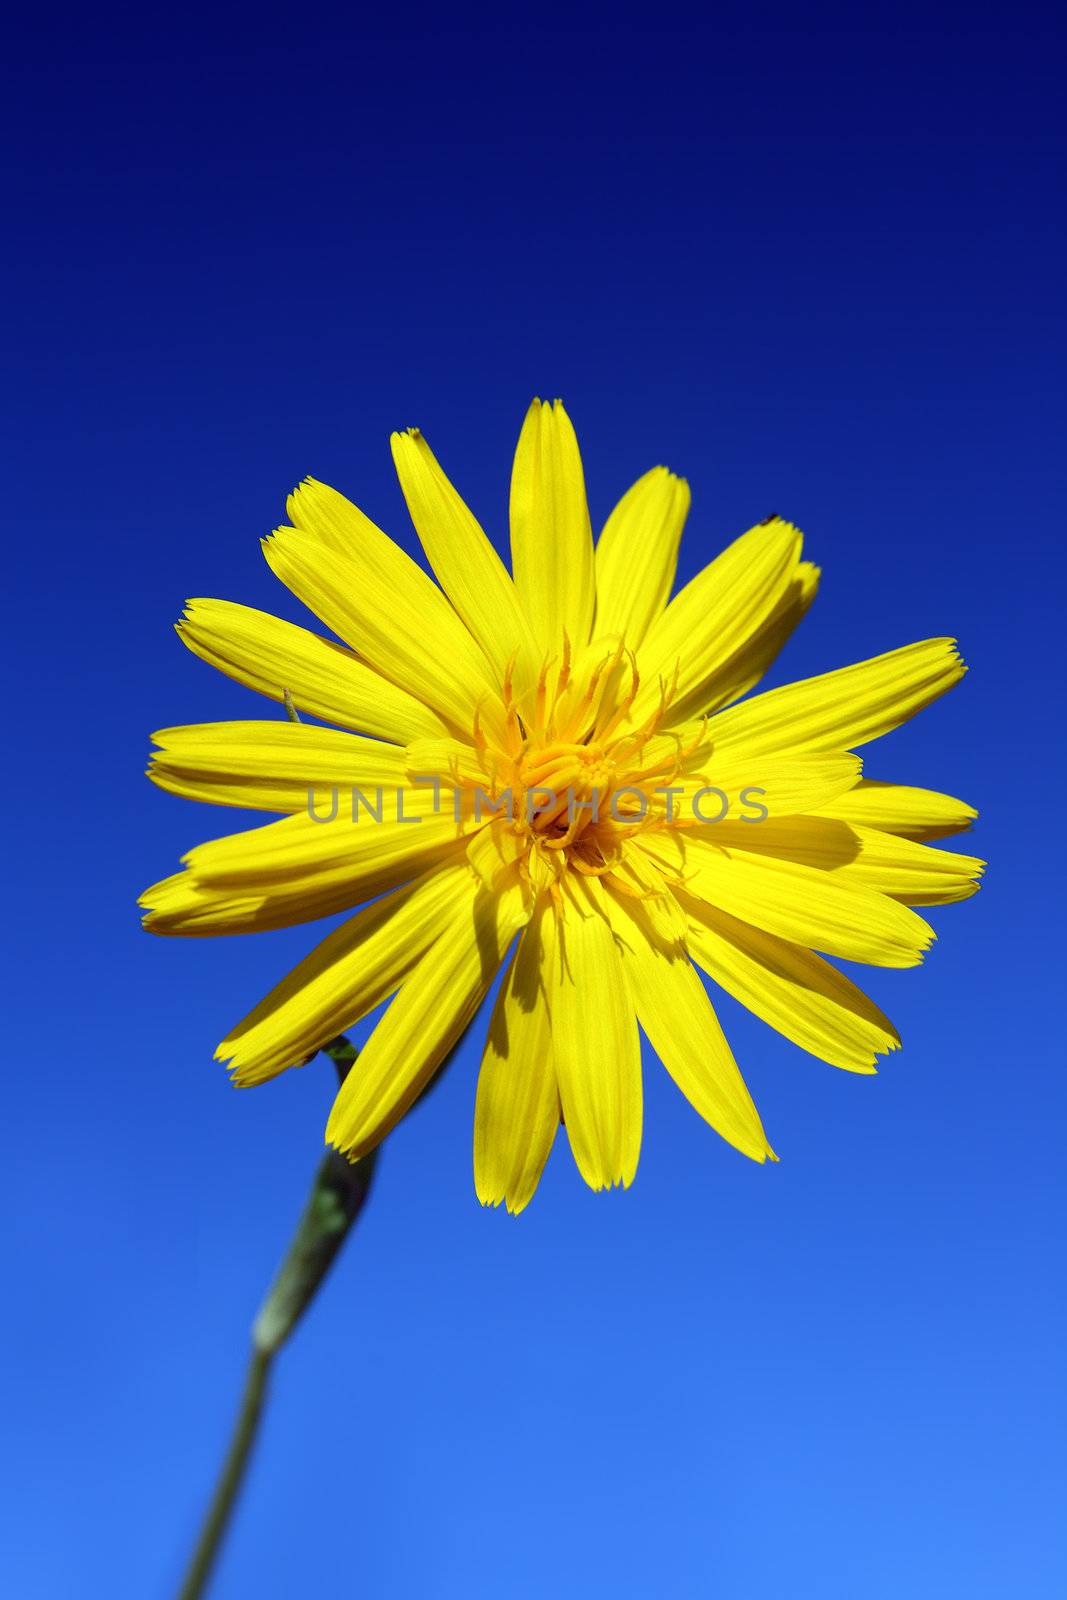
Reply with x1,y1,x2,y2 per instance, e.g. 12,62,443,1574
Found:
4,6,1064,1597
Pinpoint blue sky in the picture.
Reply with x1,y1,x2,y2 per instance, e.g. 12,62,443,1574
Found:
4,6,1064,1597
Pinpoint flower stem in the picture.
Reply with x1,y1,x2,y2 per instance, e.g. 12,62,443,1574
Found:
177,1345,273,1600
177,1039,373,1600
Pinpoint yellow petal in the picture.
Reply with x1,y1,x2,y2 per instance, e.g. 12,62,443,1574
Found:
814,779,978,841
707,638,966,756
702,560,820,714
661,753,862,824
140,794,473,935
601,883,772,1162
466,817,529,896
148,721,407,812
703,815,985,906
139,868,365,937
391,428,537,686
642,830,934,968
404,737,493,790
594,467,689,648
474,906,559,1214
681,892,899,1073
176,598,446,743
264,479,505,743
543,879,642,1192
632,518,804,728
611,839,690,945
509,399,595,652
218,858,476,1085
326,876,531,1160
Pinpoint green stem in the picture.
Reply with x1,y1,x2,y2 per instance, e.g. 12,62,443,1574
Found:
177,1346,273,1600
176,1040,373,1600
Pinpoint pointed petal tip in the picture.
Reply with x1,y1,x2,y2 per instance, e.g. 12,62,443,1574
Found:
940,637,967,673
476,1180,536,1216
227,1059,259,1090
325,1133,363,1168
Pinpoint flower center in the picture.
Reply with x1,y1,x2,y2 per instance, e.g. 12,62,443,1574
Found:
519,740,612,805
511,738,615,847
460,637,706,892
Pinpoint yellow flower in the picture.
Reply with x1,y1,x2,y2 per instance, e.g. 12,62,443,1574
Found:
142,400,983,1211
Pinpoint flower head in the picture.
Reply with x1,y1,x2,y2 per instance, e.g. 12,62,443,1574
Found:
142,400,982,1211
